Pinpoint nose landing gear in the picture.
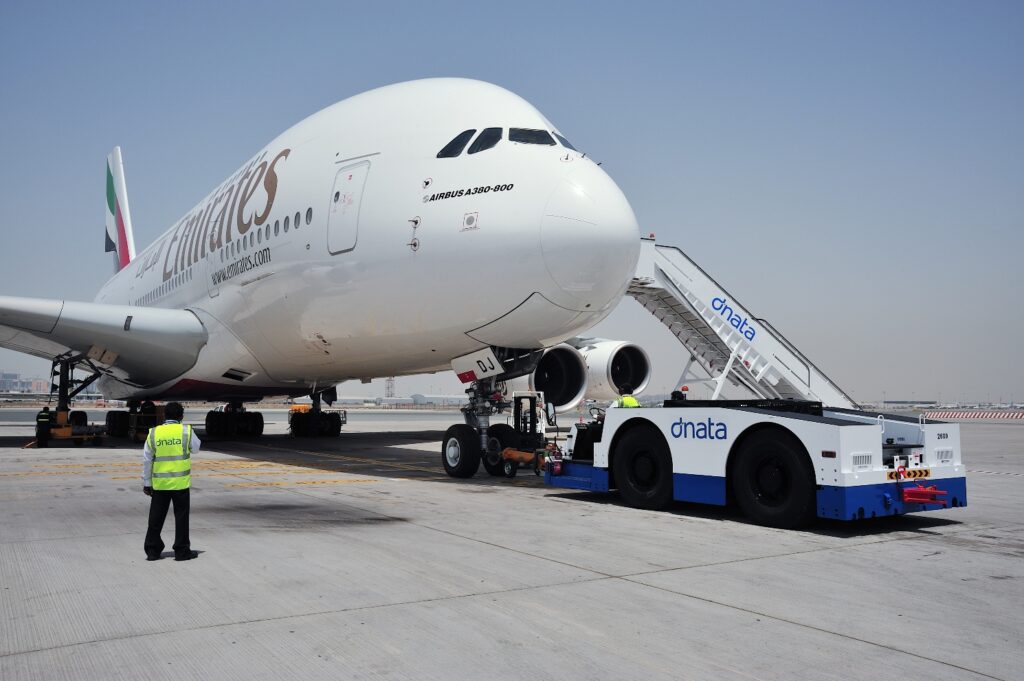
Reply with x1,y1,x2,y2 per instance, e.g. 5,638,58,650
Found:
441,376,553,479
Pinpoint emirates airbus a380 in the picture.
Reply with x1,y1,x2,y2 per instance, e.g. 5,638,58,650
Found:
0,78,651,477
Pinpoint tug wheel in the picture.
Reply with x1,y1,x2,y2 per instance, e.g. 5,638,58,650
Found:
483,424,517,476
731,428,816,528
442,424,481,478
613,426,673,510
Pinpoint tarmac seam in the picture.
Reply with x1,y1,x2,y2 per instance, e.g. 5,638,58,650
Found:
617,576,1004,680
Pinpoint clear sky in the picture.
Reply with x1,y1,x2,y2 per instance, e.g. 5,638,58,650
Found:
1,1,1021,404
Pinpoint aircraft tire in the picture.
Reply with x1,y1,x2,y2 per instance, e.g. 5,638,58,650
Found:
205,411,221,438
442,424,481,478
108,411,130,438
482,424,517,476
328,412,342,436
290,411,306,437
613,426,673,510
251,412,264,437
731,428,816,529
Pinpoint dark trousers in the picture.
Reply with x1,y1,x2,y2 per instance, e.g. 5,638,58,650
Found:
144,488,190,558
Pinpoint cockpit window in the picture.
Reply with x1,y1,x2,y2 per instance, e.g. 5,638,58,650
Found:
509,128,556,146
467,127,502,154
437,129,476,158
553,132,577,151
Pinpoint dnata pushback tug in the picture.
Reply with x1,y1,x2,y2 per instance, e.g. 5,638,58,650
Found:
542,239,965,527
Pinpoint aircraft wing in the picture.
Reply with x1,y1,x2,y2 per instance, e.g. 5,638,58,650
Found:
0,295,208,388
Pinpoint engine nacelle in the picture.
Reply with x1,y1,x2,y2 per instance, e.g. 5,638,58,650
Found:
506,344,588,413
571,338,651,401
504,339,651,412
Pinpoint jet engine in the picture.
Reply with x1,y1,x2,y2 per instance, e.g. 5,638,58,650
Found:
505,339,651,413
572,338,651,401
506,344,588,413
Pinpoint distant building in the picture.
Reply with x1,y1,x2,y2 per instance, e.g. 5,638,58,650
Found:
0,372,40,393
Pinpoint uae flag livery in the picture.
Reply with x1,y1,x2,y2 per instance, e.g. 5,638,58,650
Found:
105,146,136,272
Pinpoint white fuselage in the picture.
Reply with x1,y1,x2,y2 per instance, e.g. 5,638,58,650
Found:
93,79,641,401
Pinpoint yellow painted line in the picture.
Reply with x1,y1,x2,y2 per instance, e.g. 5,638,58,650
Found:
226,478,379,488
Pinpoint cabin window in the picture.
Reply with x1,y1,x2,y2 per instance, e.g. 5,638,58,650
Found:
306,207,313,225
509,128,555,146
294,211,301,229
284,215,290,232
468,127,502,154
437,129,476,158
553,132,577,151
274,219,280,237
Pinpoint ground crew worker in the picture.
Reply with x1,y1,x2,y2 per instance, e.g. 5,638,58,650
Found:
611,384,640,408
35,406,52,448
142,402,201,561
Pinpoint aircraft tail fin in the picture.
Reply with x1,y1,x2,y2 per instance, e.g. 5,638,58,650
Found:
105,146,137,272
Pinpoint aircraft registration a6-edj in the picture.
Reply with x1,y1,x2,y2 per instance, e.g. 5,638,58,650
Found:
0,78,652,476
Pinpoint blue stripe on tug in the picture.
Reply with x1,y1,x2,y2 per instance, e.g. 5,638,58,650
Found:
817,477,967,521
672,473,727,505
545,463,967,523
544,461,609,492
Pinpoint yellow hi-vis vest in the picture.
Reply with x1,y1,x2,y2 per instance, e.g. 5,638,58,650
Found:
616,395,640,408
149,423,192,491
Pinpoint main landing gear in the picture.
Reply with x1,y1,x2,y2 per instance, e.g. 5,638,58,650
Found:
204,402,264,438
289,389,346,437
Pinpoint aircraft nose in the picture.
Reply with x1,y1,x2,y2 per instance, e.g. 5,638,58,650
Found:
540,164,641,311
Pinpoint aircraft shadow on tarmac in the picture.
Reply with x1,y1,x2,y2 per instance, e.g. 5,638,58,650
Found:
204,430,548,487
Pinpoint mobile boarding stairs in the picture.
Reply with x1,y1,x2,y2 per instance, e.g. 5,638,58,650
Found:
628,237,858,408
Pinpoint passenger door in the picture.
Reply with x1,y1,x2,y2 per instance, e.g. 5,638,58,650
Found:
327,161,369,254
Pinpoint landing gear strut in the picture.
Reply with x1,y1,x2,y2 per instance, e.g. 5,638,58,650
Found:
38,355,105,446
440,348,545,479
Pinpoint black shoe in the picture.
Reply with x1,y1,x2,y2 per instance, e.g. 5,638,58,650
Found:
146,555,163,561
175,550,198,561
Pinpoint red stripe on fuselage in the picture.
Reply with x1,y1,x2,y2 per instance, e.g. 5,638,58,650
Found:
150,378,307,401
115,203,130,269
